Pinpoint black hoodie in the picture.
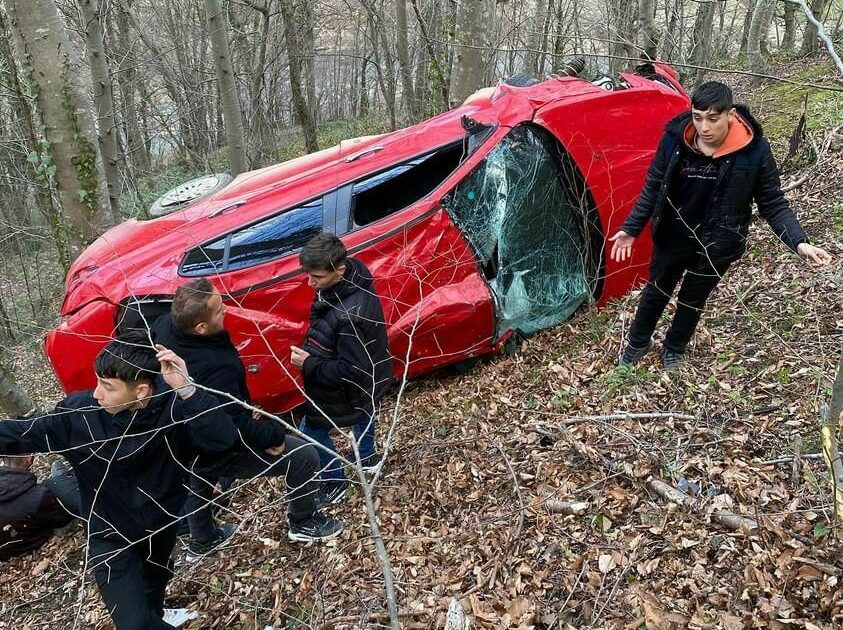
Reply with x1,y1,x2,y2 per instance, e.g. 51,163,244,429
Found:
0,385,238,543
151,314,285,458
621,104,808,260
301,257,393,428
0,466,71,560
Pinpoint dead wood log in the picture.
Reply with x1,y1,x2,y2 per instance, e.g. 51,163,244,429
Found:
546,500,590,516
647,479,759,533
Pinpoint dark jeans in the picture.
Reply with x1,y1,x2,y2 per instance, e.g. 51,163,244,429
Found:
299,409,377,482
628,246,733,353
44,461,82,519
186,435,319,542
89,527,178,630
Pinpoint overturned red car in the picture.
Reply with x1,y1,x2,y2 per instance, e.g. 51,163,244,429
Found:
45,64,689,412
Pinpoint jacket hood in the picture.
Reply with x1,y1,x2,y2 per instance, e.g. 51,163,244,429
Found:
0,467,37,503
667,104,762,157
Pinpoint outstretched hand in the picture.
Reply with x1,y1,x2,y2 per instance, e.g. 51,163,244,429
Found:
155,344,192,393
796,243,832,267
609,230,636,263
290,345,310,369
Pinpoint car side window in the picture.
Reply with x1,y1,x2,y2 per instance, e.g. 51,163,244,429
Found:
181,199,323,276
348,142,466,228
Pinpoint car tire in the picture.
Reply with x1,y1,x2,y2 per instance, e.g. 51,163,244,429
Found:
503,73,540,87
148,173,234,218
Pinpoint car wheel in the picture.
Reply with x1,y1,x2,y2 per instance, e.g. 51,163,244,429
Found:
503,73,540,87
148,173,234,217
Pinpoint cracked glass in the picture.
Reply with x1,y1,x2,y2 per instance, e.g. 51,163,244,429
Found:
443,125,591,336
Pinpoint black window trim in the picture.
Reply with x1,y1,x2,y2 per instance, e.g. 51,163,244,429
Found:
178,194,329,277
333,135,492,236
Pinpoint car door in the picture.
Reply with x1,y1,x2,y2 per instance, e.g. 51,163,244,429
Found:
330,143,498,378
180,197,327,412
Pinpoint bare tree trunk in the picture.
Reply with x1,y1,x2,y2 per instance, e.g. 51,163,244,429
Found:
608,0,638,72
0,9,71,271
278,0,319,152
689,1,716,87
449,0,493,105
410,0,449,111
639,0,660,61
205,0,248,175
7,0,110,254
821,352,843,537
0,356,36,417
748,0,775,80
78,0,122,223
394,0,417,120
111,3,150,174
741,0,758,53
782,1,798,51
524,0,548,75
800,0,825,55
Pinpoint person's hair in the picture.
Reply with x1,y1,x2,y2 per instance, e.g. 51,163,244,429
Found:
691,81,733,113
171,278,216,332
94,330,159,385
300,233,347,272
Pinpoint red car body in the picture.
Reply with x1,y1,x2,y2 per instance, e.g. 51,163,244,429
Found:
45,65,689,412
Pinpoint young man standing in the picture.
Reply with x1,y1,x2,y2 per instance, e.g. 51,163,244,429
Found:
611,81,831,369
152,279,344,556
291,233,393,504
0,332,240,629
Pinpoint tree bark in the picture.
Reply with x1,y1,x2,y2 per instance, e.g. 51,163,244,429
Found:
278,0,319,152
689,1,716,87
741,0,758,54
0,9,71,271
394,0,417,120
7,0,110,255
205,0,249,175
524,0,548,75
782,2,798,51
608,0,638,73
821,352,843,535
801,0,825,55
77,0,122,223
639,0,660,61
449,0,494,105
111,2,150,174
0,357,36,417
748,0,775,81
410,0,449,111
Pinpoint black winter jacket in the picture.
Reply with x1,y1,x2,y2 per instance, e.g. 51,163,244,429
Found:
621,105,808,260
302,258,393,428
0,386,239,543
152,314,285,460
0,467,71,560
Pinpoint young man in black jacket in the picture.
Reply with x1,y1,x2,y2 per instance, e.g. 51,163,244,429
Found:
0,454,73,560
0,332,238,629
152,279,343,557
610,81,831,370
291,233,393,504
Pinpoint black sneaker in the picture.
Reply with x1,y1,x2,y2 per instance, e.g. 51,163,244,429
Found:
661,347,685,371
185,522,238,562
288,511,344,542
618,339,654,367
359,453,382,474
317,480,349,506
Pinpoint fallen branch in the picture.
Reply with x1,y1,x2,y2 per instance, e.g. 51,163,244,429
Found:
781,172,811,193
546,500,590,516
820,352,843,537
523,410,699,424
647,479,759,533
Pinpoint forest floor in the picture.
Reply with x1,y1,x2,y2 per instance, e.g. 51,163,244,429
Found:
1,59,842,629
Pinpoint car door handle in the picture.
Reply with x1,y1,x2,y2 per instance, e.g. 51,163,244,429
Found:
345,146,384,162
247,364,259,373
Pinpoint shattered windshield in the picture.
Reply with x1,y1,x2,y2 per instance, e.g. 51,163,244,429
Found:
443,124,591,336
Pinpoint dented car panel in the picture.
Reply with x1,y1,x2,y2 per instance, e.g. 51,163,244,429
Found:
45,66,689,411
